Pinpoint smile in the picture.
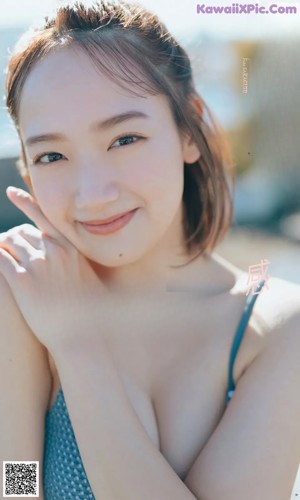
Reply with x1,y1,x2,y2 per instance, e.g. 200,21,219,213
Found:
79,208,138,235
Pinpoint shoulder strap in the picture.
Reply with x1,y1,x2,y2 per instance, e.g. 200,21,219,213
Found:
226,278,266,403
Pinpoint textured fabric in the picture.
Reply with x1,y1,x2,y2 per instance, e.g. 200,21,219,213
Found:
43,388,95,499
43,279,265,497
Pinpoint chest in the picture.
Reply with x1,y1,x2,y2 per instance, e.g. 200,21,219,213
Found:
98,292,249,480
48,291,253,480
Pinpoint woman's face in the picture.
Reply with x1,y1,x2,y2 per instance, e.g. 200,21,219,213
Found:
18,47,200,268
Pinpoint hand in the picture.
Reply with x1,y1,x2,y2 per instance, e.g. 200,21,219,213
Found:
0,187,107,355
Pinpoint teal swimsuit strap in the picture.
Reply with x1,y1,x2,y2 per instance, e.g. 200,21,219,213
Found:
227,278,266,403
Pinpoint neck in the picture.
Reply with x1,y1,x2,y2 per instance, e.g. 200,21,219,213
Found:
89,242,194,295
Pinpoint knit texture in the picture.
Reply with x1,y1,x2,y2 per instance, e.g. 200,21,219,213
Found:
43,386,95,500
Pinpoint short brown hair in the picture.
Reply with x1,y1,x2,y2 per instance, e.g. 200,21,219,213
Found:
5,0,234,257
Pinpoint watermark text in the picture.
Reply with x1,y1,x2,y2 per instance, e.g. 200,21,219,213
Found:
196,3,297,14
246,259,271,295
242,58,250,93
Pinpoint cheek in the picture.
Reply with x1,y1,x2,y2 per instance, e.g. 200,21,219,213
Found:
130,161,184,234
31,180,67,222
130,143,184,200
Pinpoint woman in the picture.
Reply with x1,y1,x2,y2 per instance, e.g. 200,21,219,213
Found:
1,1,300,498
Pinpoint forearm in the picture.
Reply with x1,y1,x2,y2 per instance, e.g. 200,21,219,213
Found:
53,339,198,500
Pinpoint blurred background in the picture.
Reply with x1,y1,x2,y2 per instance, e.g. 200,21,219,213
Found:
0,0,299,496
1,0,300,288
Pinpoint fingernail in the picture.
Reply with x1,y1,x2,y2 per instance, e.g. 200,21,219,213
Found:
6,186,19,195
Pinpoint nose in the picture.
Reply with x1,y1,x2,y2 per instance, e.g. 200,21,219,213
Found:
74,161,120,210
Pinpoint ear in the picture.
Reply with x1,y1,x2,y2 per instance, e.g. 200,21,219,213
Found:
181,132,201,164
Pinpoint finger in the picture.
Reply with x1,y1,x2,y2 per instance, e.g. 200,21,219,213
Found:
6,187,61,240
0,232,42,264
0,247,25,286
0,225,43,251
15,224,45,251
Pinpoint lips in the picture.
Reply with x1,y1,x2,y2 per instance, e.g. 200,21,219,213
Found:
79,208,138,235
81,210,135,225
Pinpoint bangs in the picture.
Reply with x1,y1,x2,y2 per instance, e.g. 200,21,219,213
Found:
71,30,163,98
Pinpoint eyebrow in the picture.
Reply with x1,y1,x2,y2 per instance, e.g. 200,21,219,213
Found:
25,110,149,147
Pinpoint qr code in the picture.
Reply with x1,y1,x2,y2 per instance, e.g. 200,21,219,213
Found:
3,461,39,497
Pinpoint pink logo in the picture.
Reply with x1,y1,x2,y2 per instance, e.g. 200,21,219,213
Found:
246,259,271,295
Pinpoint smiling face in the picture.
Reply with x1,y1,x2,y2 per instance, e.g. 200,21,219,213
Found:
18,46,200,270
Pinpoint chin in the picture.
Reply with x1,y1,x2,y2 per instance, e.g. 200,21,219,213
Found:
84,248,144,269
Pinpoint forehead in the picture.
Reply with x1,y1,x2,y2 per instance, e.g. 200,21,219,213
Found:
18,47,169,137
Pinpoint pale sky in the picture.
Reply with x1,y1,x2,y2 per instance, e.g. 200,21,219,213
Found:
1,0,300,40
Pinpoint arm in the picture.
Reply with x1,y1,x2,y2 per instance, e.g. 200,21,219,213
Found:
0,273,51,500
184,309,300,500
52,338,198,500
0,196,198,499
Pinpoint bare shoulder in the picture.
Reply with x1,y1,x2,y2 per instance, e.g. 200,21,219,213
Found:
0,271,52,413
234,271,300,339
0,271,52,495
184,267,300,499
174,249,300,344
203,254,300,385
